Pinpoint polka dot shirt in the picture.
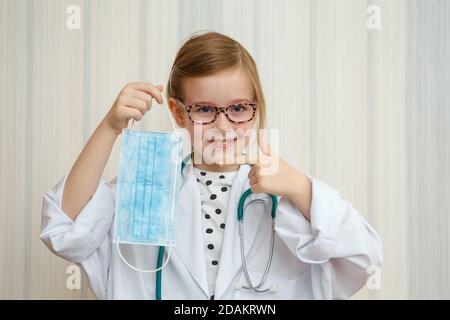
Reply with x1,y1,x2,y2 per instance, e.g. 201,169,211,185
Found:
193,166,238,297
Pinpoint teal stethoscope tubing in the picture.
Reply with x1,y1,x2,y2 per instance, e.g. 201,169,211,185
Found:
155,160,278,300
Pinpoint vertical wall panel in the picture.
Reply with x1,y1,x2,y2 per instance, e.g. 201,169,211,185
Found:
219,0,259,56
30,0,85,299
370,0,408,300
179,0,223,41
255,0,311,173
314,0,370,299
0,0,27,299
86,0,141,182
314,0,369,220
408,0,450,299
140,0,180,133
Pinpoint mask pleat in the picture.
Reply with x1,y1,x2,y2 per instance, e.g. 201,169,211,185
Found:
144,137,156,241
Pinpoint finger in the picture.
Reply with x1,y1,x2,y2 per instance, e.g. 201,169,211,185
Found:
156,85,163,92
127,90,153,111
128,89,152,106
248,165,258,180
240,132,270,165
123,106,143,121
257,131,272,156
128,82,164,104
243,133,260,163
249,176,258,187
122,96,147,115
250,182,262,193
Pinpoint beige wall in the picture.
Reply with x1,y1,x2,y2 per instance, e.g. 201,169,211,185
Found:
0,0,448,299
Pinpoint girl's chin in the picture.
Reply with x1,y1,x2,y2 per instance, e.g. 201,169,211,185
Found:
192,140,247,165
200,152,242,166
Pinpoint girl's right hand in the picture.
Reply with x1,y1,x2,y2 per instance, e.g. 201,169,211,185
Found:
104,82,164,135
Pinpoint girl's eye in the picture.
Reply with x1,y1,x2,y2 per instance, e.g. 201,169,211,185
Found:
230,104,246,112
196,105,215,113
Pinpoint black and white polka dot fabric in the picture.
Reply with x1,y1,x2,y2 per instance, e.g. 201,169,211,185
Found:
193,167,238,297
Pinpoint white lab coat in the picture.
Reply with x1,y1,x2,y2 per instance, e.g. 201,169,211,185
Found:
40,163,382,300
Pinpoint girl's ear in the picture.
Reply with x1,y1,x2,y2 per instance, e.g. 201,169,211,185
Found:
168,98,185,128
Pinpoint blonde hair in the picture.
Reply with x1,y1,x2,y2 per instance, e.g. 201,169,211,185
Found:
167,31,266,129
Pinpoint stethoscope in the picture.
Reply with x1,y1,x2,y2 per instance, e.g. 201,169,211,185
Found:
154,158,278,300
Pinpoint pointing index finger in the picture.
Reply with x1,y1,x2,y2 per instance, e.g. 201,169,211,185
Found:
239,132,271,165
257,130,272,156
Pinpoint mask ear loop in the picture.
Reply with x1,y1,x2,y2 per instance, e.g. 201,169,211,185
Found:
115,240,173,273
117,97,180,273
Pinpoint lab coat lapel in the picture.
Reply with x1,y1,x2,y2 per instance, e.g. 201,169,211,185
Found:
214,165,266,299
174,163,209,297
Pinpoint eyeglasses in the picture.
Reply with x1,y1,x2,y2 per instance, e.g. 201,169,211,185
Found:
177,99,257,125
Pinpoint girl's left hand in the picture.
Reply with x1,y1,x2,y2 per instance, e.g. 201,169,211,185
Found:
245,133,312,221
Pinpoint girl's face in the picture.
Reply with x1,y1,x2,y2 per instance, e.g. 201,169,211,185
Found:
169,68,257,172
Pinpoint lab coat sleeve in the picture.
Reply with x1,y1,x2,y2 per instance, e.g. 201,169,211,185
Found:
274,175,383,299
40,173,115,299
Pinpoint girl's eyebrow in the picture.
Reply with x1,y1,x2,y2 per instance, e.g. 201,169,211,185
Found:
229,98,253,104
189,100,216,105
190,98,253,106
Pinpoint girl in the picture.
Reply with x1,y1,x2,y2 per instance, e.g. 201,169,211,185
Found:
40,32,382,300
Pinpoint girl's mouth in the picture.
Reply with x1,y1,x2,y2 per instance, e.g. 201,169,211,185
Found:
207,136,238,148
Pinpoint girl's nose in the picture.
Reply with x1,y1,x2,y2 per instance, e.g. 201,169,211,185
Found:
214,111,232,129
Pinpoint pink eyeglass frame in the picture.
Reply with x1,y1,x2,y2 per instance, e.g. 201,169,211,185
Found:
176,99,257,125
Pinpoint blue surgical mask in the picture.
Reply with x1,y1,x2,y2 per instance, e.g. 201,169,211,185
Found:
113,105,182,272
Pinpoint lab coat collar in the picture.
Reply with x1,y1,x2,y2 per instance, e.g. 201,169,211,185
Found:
174,163,209,297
